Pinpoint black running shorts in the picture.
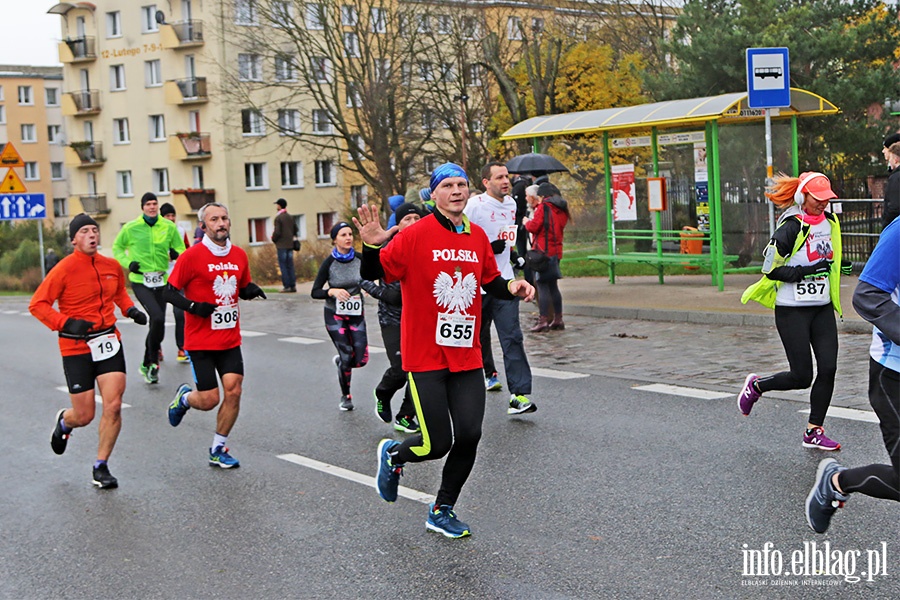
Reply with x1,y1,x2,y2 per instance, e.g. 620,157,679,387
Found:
188,347,244,392
61,347,126,394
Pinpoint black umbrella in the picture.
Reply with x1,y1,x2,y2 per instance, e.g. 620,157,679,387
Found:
505,153,569,176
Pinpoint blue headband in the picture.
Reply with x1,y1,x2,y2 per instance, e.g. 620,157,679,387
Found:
429,163,468,191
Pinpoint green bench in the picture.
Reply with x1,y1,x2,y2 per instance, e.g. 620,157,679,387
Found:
586,251,740,284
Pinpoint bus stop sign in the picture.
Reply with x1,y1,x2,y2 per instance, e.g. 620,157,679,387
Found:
746,47,791,109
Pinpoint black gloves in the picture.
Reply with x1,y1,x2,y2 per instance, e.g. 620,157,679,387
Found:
239,282,267,300
800,259,832,278
62,318,94,336
126,306,148,325
188,302,217,318
169,248,180,261
490,239,507,254
510,250,525,269
128,261,142,274
840,260,853,276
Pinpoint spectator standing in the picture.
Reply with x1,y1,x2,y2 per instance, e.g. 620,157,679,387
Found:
524,182,570,332
44,248,60,273
883,141,900,227
271,198,299,293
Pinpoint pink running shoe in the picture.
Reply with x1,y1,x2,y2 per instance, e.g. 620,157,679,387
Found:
803,427,841,451
738,374,761,416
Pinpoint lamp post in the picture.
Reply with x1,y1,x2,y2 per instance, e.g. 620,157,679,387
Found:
454,94,469,171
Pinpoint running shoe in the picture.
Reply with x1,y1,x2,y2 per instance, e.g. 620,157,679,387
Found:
805,458,849,533
91,463,119,489
508,394,537,415
737,373,761,416
393,415,420,434
148,363,160,384
140,364,153,384
340,395,354,411
376,439,403,502
426,504,471,538
168,383,192,427
177,349,190,363
485,374,502,392
374,389,392,423
803,427,841,451
209,446,240,469
50,409,70,455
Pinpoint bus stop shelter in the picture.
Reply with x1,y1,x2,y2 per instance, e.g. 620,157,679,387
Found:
499,89,839,290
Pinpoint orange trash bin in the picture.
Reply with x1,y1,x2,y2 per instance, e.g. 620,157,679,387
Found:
680,226,703,269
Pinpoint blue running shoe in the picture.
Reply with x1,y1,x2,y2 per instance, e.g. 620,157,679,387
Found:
806,458,849,533
209,446,240,469
168,383,192,427
376,439,403,502
426,504,471,538
485,374,502,392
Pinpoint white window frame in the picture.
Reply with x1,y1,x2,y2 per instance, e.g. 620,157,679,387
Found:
142,5,159,33
314,160,336,186
51,162,64,180
45,87,59,106
274,54,296,81
270,0,292,26
347,134,365,160
152,168,170,195
370,7,386,33
341,4,358,26
343,32,360,58
295,214,307,241
277,109,301,136
346,84,361,108
23,162,39,181
317,211,339,238
281,161,304,189
248,217,270,244
437,14,451,35
235,0,258,25
424,156,438,174
47,124,62,144
417,14,431,34
117,170,134,197
106,11,122,38
350,184,368,209
149,114,166,141
245,162,269,190
312,109,333,135
418,61,433,82
53,198,68,218
110,64,126,91
465,63,483,87
20,124,37,143
310,56,331,83
507,16,522,40
532,17,544,34
145,59,162,87
0,86,4,101
17,85,33,105
306,3,324,30
461,16,480,40
0,105,5,125
241,108,265,136
113,118,130,144
238,53,263,81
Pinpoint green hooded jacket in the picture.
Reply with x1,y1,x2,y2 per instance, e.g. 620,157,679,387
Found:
112,215,186,285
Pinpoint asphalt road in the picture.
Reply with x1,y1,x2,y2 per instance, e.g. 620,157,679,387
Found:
1,297,897,599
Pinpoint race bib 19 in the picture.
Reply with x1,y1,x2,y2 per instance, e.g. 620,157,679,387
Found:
87,334,120,362
794,276,828,302
435,312,476,347
143,271,165,288
211,304,239,330
336,294,363,316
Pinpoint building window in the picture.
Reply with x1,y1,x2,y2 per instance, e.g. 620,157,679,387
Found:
24,162,39,181
0,86,4,101
238,53,262,81
192,165,205,188
341,5,358,26
145,60,162,87
277,109,301,136
350,185,368,210
142,5,159,33
17,85,33,105
440,63,455,82
347,134,365,160
346,84,362,108
317,211,338,237
152,168,169,194
532,18,544,34
281,161,303,188
245,162,268,189
235,0,258,25
20,124,36,143
507,16,522,40
117,170,133,197
344,32,360,58
47,125,62,144
465,64,483,87
0,105,5,124
51,162,64,180
45,88,59,106
53,198,68,218
310,57,330,83
461,16,480,40
417,14,431,34
312,109,333,135
437,14,451,35
294,214,307,240
424,156,438,174
374,58,390,82
107,11,122,38
370,7,386,33
248,217,269,244
314,160,335,186
418,62,433,82
149,114,166,141
271,1,292,25
306,3,324,29
275,54,296,81
241,109,264,135
110,64,126,91
113,118,130,144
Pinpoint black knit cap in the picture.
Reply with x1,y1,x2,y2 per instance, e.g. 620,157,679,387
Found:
159,202,176,217
394,202,424,224
330,221,352,240
141,192,157,207
69,213,98,240
537,182,561,198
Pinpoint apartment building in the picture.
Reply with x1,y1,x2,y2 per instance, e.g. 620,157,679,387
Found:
0,65,67,226
50,0,346,249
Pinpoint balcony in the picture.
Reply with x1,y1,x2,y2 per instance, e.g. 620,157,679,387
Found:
59,36,96,63
164,77,208,105
77,194,110,216
62,90,101,116
161,20,205,49
170,132,212,160
172,188,216,212
65,141,105,167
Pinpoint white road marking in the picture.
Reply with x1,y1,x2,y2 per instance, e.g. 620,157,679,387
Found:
278,336,324,345
277,453,435,505
55,386,132,408
241,330,267,338
799,407,879,423
634,383,731,400
3,310,20,314
368,346,385,354
531,367,589,380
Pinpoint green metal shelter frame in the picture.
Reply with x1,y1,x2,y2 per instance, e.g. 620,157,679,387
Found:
499,88,839,290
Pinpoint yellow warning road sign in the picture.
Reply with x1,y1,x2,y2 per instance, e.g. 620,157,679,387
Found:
2,169,27,193
0,143,25,168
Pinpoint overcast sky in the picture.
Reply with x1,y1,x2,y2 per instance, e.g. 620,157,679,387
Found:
0,1,63,67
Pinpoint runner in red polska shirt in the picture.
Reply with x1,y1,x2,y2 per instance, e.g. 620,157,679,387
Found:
162,202,267,469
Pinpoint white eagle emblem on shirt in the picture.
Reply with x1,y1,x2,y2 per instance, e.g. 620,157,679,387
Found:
433,269,478,314
213,273,238,305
